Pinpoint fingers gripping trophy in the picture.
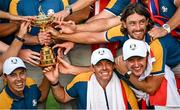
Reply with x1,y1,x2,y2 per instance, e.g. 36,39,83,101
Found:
33,6,56,67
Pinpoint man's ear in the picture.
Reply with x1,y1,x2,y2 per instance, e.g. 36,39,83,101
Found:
91,65,95,72
2,74,7,83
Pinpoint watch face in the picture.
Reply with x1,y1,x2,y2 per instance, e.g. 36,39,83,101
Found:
164,24,169,28
163,24,170,33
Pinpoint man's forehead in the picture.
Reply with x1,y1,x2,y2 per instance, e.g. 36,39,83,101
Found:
126,13,147,22
10,68,26,75
127,56,146,60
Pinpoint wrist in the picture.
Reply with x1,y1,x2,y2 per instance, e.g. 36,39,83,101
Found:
51,80,59,87
162,23,171,33
66,5,73,15
15,35,25,42
124,71,132,79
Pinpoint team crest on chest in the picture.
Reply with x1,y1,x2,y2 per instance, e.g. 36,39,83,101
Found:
161,6,168,13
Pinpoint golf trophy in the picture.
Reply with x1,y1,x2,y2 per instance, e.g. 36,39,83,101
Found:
32,6,56,67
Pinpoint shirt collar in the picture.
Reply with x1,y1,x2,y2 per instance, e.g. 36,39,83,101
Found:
5,85,25,101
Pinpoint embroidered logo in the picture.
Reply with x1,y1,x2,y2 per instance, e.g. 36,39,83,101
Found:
11,59,18,64
47,9,55,16
162,6,168,13
98,50,105,55
32,99,37,107
130,44,137,50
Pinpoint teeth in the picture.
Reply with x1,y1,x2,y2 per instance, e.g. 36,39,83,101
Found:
134,32,142,35
101,72,108,75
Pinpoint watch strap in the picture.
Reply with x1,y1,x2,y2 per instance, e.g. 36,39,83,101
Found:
15,35,25,42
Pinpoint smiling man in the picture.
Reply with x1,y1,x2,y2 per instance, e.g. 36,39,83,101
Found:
43,48,138,109
122,39,180,109
0,57,50,109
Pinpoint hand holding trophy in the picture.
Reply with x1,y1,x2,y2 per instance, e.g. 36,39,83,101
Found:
32,6,56,67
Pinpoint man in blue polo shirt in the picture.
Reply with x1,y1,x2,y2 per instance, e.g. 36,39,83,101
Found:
0,57,50,109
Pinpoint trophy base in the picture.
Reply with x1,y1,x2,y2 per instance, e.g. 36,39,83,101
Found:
39,45,56,67
39,62,56,67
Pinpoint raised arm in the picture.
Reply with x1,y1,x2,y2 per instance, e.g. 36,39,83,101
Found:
38,76,50,102
0,22,30,75
43,63,72,103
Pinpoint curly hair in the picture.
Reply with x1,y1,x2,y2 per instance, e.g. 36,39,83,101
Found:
120,3,154,35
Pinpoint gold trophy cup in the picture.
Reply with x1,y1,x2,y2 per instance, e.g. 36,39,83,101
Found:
33,6,56,67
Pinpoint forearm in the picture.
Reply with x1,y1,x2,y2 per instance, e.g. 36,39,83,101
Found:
166,7,180,31
0,10,11,19
0,41,9,53
24,34,39,45
71,66,92,75
87,10,116,22
56,32,105,44
0,23,19,37
51,84,70,103
1,37,23,62
77,17,121,32
71,0,94,12
129,74,164,95
38,77,50,102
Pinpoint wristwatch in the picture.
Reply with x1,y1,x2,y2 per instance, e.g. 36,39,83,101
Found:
162,24,171,33
66,5,73,15
124,71,132,79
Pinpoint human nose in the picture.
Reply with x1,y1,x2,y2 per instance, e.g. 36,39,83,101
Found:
102,64,107,70
16,74,21,80
133,60,139,67
135,23,141,30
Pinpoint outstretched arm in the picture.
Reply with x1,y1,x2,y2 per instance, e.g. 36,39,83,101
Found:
76,16,121,32
0,22,19,37
54,17,121,34
54,0,94,21
46,26,106,44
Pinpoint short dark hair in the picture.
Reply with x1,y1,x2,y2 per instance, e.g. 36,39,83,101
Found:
120,3,154,34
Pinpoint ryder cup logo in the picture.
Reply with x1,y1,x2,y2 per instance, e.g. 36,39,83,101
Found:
47,9,55,16
98,50,105,55
11,59,18,64
130,44,137,50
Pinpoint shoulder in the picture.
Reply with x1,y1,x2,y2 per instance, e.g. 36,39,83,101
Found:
150,39,165,73
66,72,93,90
0,89,13,109
105,25,125,42
26,77,37,87
9,0,21,15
